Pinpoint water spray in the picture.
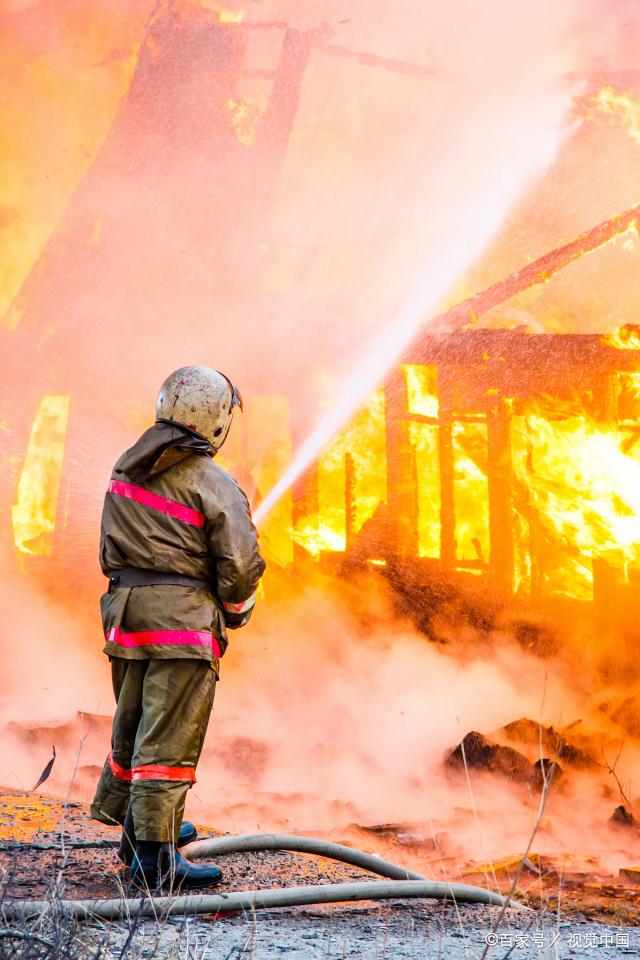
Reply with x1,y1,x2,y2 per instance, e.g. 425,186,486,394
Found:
252,228,535,524
255,163,636,531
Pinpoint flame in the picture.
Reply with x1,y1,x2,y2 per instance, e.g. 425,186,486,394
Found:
620,226,640,253
406,366,489,563
11,396,70,555
512,412,640,599
292,392,387,557
603,324,640,350
591,85,640,147
292,521,347,557
405,366,440,556
287,366,492,566
227,98,260,146
452,421,489,566
218,8,245,23
408,420,440,557
405,364,438,418
281,361,640,606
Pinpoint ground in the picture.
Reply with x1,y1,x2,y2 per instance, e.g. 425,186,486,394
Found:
0,790,639,958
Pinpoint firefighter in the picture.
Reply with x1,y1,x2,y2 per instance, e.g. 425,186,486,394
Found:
91,366,265,889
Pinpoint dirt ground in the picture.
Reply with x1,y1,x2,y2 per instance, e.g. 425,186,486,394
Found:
1,790,639,959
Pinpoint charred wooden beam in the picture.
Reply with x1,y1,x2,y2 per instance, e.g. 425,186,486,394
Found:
344,452,356,551
486,398,514,596
436,370,456,571
419,200,640,336
322,43,459,82
404,330,640,373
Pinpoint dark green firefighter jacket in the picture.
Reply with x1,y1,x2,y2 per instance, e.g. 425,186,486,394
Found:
99,420,265,674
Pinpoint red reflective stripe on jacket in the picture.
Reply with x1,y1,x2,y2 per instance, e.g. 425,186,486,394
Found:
108,753,132,782
131,764,196,783
107,479,205,527
222,591,256,614
106,627,221,659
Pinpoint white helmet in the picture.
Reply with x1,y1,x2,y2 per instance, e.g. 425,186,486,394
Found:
156,365,243,450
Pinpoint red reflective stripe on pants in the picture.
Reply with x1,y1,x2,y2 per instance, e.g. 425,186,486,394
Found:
108,753,195,784
131,764,196,783
107,479,205,527
108,753,132,782
106,627,221,659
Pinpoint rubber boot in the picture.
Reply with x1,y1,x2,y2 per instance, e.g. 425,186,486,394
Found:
117,807,137,867
131,841,223,891
117,808,198,866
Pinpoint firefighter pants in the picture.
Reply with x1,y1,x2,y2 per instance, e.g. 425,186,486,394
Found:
91,657,216,842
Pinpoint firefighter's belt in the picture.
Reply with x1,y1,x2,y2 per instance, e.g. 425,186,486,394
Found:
107,567,212,593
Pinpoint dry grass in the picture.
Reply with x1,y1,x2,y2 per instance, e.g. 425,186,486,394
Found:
0,866,216,960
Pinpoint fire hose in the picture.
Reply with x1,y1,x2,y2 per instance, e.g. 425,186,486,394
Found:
2,832,527,919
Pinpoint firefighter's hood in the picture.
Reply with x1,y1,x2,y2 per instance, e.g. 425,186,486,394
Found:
115,420,213,484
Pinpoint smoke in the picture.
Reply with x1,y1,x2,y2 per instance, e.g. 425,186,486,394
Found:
1,0,590,416
187,568,640,870
0,573,111,793
3,564,639,875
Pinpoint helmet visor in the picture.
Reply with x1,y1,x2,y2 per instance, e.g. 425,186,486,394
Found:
218,371,243,413
231,382,243,412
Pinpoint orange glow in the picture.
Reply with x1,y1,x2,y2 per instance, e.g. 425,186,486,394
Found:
0,11,140,325
11,396,71,556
